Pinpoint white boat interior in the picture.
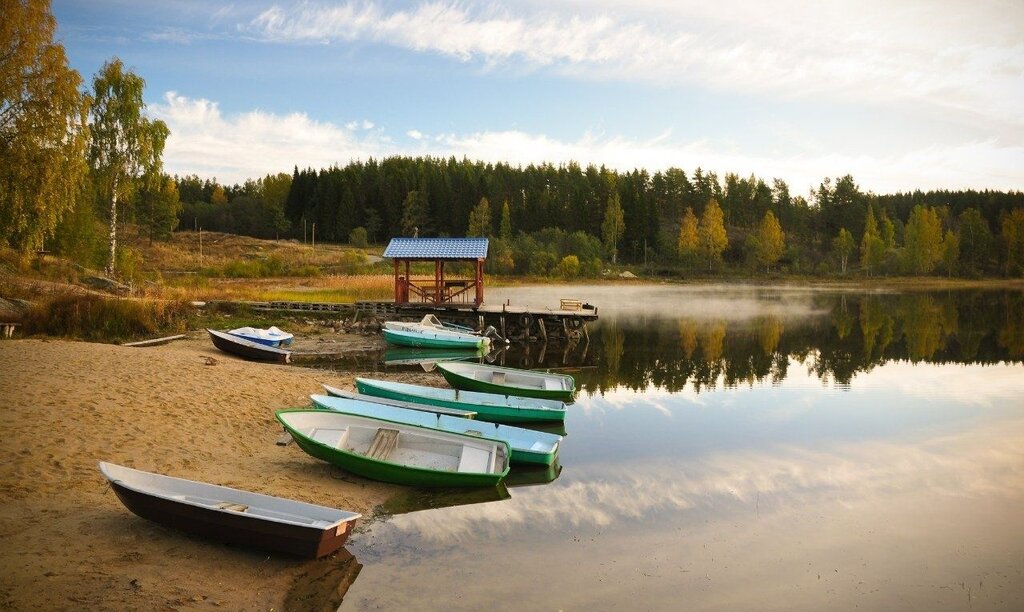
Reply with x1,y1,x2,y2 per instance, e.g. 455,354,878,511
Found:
310,394,561,456
443,363,572,391
280,411,508,475
354,378,566,412
99,462,359,529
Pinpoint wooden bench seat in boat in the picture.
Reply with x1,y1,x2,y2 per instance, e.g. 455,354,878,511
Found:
457,445,495,473
492,371,506,385
215,502,249,512
367,428,400,460
309,428,347,448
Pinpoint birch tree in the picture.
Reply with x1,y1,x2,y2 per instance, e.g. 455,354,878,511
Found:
698,198,728,271
88,58,168,276
1,0,89,253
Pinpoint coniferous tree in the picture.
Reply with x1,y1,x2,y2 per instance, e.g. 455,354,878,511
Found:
957,207,993,276
400,190,428,237
499,200,513,241
467,197,492,237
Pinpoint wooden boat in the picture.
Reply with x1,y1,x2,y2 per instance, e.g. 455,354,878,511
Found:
99,462,360,558
311,394,561,465
276,410,510,488
208,328,291,363
322,384,478,418
227,326,293,347
355,377,567,423
436,362,575,401
382,327,488,350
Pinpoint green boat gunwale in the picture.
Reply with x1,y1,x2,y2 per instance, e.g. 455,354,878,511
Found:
275,409,511,485
354,377,568,423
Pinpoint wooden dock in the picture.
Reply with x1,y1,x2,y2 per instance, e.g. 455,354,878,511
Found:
203,299,598,342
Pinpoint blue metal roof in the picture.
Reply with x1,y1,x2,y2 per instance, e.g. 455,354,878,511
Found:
383,237,489,260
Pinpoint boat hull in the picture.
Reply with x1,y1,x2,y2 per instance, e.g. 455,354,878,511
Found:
208,329,291,363
276,411,509,488
437,364,575,402
355,378,566,423
106,479,354,559
383,328,486,350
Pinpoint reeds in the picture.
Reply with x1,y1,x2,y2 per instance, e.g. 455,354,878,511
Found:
22,294,191,342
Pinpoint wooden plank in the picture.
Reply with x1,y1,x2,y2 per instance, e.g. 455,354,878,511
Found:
122,334,187,347
367,428,400,460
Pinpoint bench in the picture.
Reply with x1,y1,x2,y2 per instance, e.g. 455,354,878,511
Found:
492,371,506,385
216,502,249,513
0,323,18,339
367,428,400,460
457,445,495,473
559,299,582,311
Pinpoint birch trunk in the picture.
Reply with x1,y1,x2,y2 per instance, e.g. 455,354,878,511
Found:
105,175,119,277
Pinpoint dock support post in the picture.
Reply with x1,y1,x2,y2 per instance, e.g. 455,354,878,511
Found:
538,318,547,342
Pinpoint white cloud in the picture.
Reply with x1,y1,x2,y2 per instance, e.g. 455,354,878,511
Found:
247,1,1024,129
148,92,390,182
149,91,1023,190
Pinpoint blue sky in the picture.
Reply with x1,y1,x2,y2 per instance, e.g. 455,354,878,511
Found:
53,0,1023,193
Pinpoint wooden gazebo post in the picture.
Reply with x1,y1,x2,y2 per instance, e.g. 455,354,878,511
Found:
475,258,484,307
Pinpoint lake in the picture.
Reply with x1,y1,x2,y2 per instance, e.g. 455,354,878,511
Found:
334,284,1024,610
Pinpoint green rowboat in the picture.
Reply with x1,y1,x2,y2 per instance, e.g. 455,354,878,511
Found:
382,327,488,350
436,362,576,402
311,394,562,465
276,410,509,488
355,377,567,423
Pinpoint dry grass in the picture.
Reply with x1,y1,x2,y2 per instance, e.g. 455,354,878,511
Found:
21,293,191,342
159,274,394,303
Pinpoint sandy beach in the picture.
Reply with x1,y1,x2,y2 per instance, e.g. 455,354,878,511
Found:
0,333,427,610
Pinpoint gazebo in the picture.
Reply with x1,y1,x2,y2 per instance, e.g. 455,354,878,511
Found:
384,237,489,307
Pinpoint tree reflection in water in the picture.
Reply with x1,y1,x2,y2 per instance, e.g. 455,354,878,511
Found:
575,289,1024,394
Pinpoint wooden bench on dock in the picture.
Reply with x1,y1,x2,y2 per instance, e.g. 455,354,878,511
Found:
559,299,582,311
0,323,19,339
367,428,400,461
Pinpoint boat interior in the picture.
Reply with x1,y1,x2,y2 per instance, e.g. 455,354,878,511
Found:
304,421,502,474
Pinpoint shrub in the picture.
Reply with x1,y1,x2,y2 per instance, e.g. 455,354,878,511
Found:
349,227,369,248
22,294,191,342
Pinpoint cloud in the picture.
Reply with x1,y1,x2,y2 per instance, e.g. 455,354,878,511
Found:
246,1,1024,128
148,91,390,182
148,91,1023,190
387,416,1024,542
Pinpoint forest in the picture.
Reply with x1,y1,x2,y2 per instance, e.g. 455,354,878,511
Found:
4,0,1024,281
178,159,1024,279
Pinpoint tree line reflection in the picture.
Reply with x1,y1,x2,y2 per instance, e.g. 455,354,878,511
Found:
581,290,1024,394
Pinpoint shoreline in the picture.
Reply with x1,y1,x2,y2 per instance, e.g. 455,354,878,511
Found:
0,333,433,610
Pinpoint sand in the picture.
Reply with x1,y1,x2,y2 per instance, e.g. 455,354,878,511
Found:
0,333,429,610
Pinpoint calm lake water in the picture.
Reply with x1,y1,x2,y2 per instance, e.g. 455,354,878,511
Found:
332,285,1024,611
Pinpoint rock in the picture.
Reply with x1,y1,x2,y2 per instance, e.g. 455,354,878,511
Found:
82,275,130,295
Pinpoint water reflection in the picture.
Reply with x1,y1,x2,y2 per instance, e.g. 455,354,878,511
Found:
576,289,1024,393
338,286,1024,610
283,548,362,611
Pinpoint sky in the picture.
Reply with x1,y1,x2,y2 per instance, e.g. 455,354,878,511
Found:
52,0,1024,194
